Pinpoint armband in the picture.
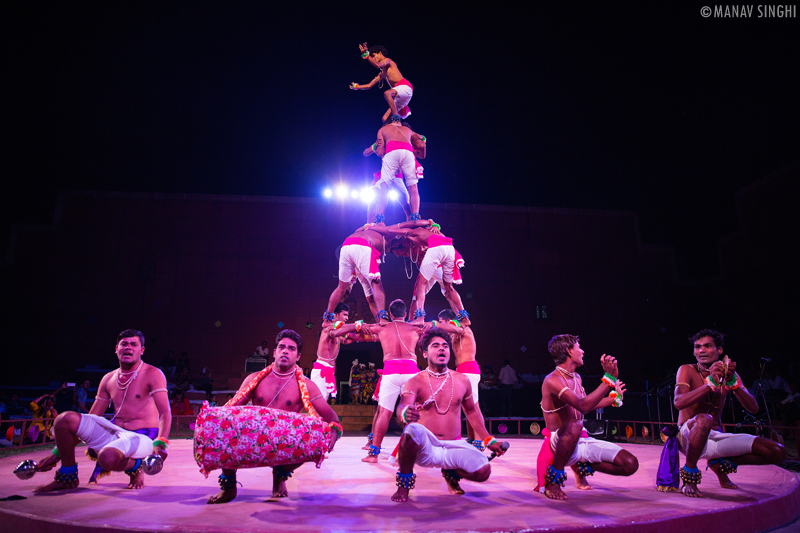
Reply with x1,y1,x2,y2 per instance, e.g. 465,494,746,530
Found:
361,51,369,59
149,388,168,396
448,319,461,328
419,135,426,142
332,321,344,330
482,436,498,448
705,375,720,389
724,373,742,391
95,395,111,401
52,447,60,458
350,82,358,90
609,390,623,407
601,373,618,387
329,421,343,438
354,320,364,333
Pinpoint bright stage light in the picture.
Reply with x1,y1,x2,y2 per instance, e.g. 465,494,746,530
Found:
388,190,399,201
336,185,348,199
323,188,332,198
360,188,375,203
350,190,359,199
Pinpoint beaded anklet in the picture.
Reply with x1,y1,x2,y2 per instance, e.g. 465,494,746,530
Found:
396,471,416,489
54,464,78,484
411,213,421,220
680,465,702,484
273,465,293,482
367,444,381,457
456,309,470,321
413,308,425,319
322,311,335,322
218,472,239,490
707,457,737,474
442,469,461,484
545,465,567,486
125,458,143,477
575,462,595,477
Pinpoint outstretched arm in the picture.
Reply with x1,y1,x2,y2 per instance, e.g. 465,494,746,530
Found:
350,75,382,91
363,138,383,157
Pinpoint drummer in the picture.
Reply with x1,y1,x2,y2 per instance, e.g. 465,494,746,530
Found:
207,329,342,504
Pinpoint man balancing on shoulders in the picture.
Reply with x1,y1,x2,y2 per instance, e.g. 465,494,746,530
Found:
33,329,171,492
351,43,414,124
671,329,786,497
538,334,638,500
391,327,506,502
208,330,342,503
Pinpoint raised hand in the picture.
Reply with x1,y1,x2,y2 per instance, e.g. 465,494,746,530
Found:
600,354,619,378
359,42,368,54
616,381,627,396
709,361,725,384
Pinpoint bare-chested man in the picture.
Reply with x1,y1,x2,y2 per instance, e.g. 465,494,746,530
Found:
350,43,413,123
33,329,171,492
365,119,426,223
352,299,425,463
389,227,471,325
392,328,506,502
539,334,638,500
324,220,437,325
208,330,341,504
673,329,786,497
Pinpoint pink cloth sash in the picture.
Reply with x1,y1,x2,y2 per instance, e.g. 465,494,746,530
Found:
456,360,480,374
383,359,419,375
393,78,413,89
342,237,381,278
428,235,453,248
313,361,337,395
386,141,413,154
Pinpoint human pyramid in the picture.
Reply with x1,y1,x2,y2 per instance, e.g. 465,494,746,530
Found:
21,44,786,510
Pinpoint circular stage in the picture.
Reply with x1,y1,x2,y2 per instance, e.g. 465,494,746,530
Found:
1,438,797,533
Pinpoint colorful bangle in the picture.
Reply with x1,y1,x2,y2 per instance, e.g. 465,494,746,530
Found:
401,405,410,424
601,373,618,387
354,320,364,333
323,311,335,322
329,421,343,438
51,447,60,458
456,309,470,321
363,223,375,230
429,222,441,231
482,436,498,448
609,390,623,407
361,51,369,59
725,373,742,391
153,439,169,449
332,321,344,330
705,375,720,389
448,319,461,328
419,135,426,142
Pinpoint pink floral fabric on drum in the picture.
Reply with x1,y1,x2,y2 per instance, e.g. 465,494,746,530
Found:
193,402,331,477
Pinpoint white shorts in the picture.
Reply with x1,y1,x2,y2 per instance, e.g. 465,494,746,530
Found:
76,414,154,459
550,426,622,466
310,360,337,400
419,245,456,283
677,421,756,460
404,423,488,473
414,266,446,300
379,149,419,187
377,372,418,411
465,373,480,404
339,244,379,285
393,85,413,117
348,271,373,297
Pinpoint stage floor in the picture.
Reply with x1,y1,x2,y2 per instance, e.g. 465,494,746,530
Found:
1,437,798,533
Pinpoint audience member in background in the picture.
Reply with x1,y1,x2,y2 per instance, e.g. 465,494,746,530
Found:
499,359,518,417
53,382,76,414
171,391,194,416
254,341,270,359
779,381,800,437
480,365,498,389
5,393,27,416
206,392,217,407
75,379,91,413
174,367,193,393
196,368,214,396
303,367,312,378
177,353,191,375
29,393,58,443
161,350,177,378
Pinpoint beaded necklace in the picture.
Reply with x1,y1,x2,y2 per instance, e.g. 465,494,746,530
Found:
694,362,721,410
266,371,296,408
111,359,143,423
423,367,453,414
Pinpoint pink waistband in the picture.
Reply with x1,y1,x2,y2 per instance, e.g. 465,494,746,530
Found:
313,360,334,369
393,78,413,89
383,359,419,375
342,237,370,247
428,235,453,248
386,141,413,154
456,360,481,374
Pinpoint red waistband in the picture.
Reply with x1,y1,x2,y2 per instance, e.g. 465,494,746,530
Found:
456,360,480,374
383,359,419,374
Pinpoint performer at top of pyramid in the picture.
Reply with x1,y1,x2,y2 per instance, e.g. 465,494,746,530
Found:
364,119,426,223
350,42,414,124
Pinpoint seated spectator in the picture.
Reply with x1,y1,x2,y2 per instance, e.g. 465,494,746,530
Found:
161,350,177,378
5,393,27,416
177,352,191,375
480,365,499,389
171,391,194,416
303,367,311,378
28,394,58,443
52,381,76,413
75,379,92,413
206,392,217,407
196,368,214,395
175,366,193,393
254,341,270,359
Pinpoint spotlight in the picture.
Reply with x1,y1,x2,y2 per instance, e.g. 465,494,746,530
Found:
360,188,375,204
336,185,348,199
388,190,399,201
350,190,359,199
323,188,332,199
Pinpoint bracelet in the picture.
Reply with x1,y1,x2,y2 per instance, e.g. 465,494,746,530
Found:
725,373,742,391
323,311,335,322
153,437,170,448
355,320,364,333
429,222,441,231
361,51,369,59
482,436,497,448
332,321,344,330
601,373,618,387
401,405,410,424
448,319,461,328
371,143,377,152
52,447,60,458
350,82,358,90
363,223,375,230
329,421,343,438
419,135,426,142
609,390,623,407
705,375,720,389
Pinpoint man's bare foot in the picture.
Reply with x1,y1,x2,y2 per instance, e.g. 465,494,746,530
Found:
207,488,237,504
391,487,410,502
362,454,378,463
682,482,703,497
272,478,289,498
33,478,79,493
445,477,465,495
709,464,739,489
573,473,592,490
126,470,145,490
544,482,568,500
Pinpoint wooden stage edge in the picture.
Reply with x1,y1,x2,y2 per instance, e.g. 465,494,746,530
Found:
0,438,798,533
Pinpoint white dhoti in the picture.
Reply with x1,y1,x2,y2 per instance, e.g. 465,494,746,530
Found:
76,414,154,459
677,421,756,460
550,426,622,466
403,423,488,473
